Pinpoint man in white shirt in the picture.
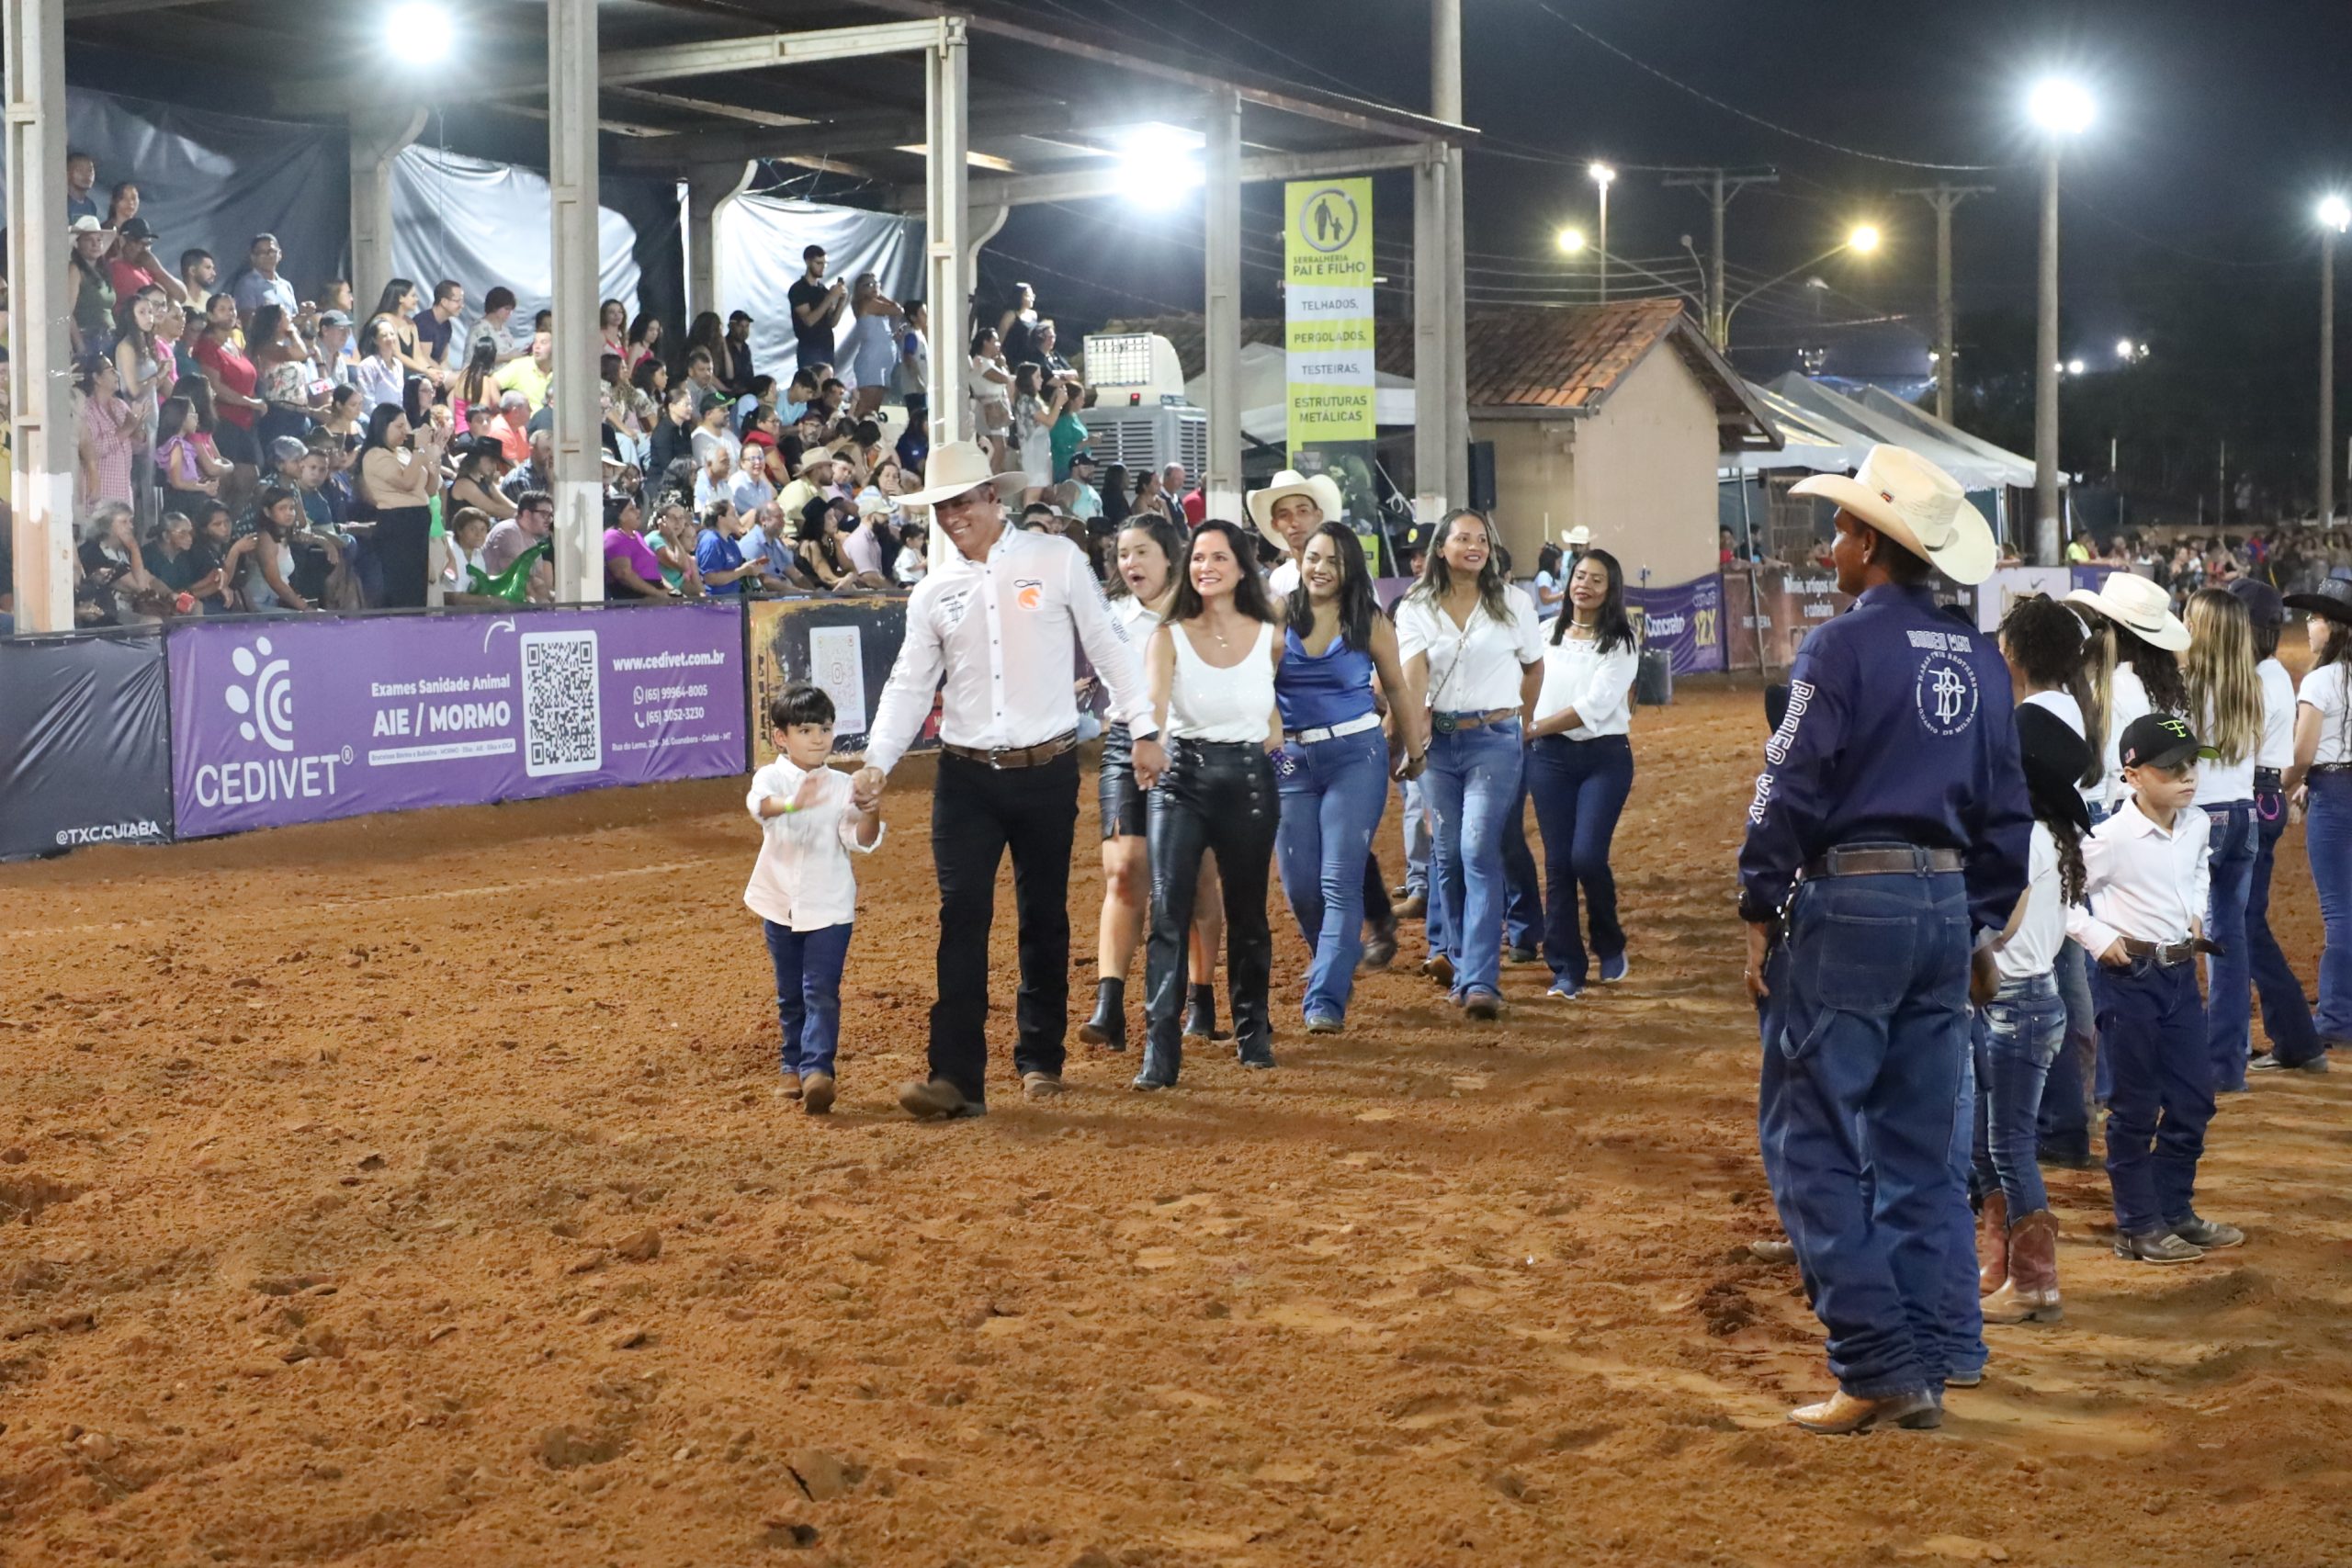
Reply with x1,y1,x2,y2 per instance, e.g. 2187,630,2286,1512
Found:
854,440,1162,1119
1246,470,1343,597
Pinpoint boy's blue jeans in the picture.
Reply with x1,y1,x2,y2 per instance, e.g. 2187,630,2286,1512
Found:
2092,954,2212,1236
764,919,854,1077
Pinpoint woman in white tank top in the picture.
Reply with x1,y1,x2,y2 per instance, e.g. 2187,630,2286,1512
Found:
1133,519,1285,1089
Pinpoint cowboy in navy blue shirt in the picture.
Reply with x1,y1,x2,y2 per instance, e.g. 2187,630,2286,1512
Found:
1737,446,2030,1436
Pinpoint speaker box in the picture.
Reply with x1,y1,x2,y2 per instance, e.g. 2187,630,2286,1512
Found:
1467,441,1497,513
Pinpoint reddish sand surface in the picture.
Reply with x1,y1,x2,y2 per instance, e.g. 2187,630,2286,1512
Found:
5,679,2351,1568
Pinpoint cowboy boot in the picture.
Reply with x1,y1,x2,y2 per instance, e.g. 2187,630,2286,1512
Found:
1131,1023,1182,1091
1976,1190,2009,1296
1983,1209,2064,1324
1079,976,1126,1052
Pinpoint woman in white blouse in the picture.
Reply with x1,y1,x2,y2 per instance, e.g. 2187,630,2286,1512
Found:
1524,548,1639,999
2284,577,2352,1045
1396,509,1544,1020
1133,520,1286,1089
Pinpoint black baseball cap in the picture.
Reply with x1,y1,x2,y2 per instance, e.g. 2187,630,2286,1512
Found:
1069,449,1097,468
2118,713,2209,773
2224,578,2283,627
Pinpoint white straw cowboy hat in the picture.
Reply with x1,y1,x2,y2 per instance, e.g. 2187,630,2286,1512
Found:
899,439,1031,508
2066,570,2191,652
1788,444,1997,587
1561,525,1591,551
1245,469,1344,549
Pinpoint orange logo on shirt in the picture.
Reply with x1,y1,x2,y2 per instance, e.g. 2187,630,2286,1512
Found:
1014,579,1044,611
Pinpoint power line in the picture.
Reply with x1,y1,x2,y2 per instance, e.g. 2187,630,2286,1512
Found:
1525,1,2013,173
2068,191,2305,271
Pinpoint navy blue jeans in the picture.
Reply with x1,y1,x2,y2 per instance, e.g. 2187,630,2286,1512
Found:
1526,734,1634,989
763,919,854,1077
1758,868,1974,1398
2304,773,2352,1043
1971,973,2064,1214
1422,719,1525,999
2247,784,2322,1063
1502,775,1543,953
1273,727,1391,1023
2201,801,2257,1092
2092,955,2213,1235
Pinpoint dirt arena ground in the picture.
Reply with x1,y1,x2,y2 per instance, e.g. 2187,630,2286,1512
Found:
6,678,2352,1568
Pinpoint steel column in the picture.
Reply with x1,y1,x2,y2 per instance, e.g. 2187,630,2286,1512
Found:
1204,87,1244,524
6,0,74,632
548,0,603,604
924,20,970,454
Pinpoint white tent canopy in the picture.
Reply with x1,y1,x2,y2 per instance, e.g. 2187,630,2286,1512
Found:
1721,379,1877,478
1856,386,2041,491
1185,341,1418,446
1766,374,2021,494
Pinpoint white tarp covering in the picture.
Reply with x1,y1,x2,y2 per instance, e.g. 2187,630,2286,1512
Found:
392,146,640,326
714,194,921,379
1767,373,2017,493
1721,379,1877,478
1184,341,1417,445
1857,386,2041,491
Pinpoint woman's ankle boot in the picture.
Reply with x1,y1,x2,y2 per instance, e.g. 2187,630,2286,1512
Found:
1183,983,1224,1043
1976,1190,2009,1295
1079,976,1126,1051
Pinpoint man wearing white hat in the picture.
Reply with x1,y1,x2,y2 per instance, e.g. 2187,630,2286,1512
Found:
855,441,1163,1120
1736,445,2032,1434
1247,469,1346,597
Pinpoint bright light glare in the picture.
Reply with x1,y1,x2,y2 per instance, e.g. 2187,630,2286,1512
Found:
2323,195,2352,232
390,1,452,62
1555,226,1589,254
1588,162,1616,187
2116,337,2136,359
1113,123,1204,203
2066,358,2087,376
1847,224,1882,254
2028,78,2095,134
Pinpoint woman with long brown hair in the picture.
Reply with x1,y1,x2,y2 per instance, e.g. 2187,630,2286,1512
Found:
2183,587,2267,1093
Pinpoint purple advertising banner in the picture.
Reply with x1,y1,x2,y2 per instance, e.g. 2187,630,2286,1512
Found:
170,605,747,838
1625,572,1726,675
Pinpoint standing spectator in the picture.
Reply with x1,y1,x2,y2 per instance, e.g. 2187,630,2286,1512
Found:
788,246,848,371
624,310,664,374
357,401,445,609
415,281,466,380
1048,377,1090,485
1100,461,1133,529
232,234,299,322
967,326,1012,465
355,318,408,414
1163,461,1205,526
112,291,167,445
720,310,758,395
65,150,99,223
1010,365,1067,485
248,306,317,449
597,299,629,361
898,299,931,434
190,296,265,495
839,277,902,418
178,249,224,324
365,278,439,384
2286,578,2352,1049
1067,450,1103,525
2182,588,2265,1093
1031,320,1075,380
155,393,227,516
67,218,117,357
998,282,1038,366
106,219,185,309
468,286,526,367
77,359,142,511
105,181,141,231
1131,466,1174,524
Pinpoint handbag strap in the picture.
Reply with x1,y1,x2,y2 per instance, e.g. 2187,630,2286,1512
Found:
1428,607,1477,713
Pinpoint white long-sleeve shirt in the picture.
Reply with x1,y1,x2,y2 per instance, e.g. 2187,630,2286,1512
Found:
2101,662,2152,811
865,525,1154,776
1532,634,1637,739
742,761,883,931
2067,795,2210,956
2256,657,2295,773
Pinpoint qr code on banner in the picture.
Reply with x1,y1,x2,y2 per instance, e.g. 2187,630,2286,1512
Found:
520,629,603,778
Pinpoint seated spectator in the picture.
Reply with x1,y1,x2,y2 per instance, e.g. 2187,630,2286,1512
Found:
690,391,740,467
781,367,820,424
501,429,556,501
107,218,185,310
239,486,316,614
469,286,526,367
1031,318,1074,381
451,338,503,432
796,494,879,592
317,384,365,450
682,346,725,409
355,317,408,414
232,234,299,321
894,519,929,586
76,501,158,625
448,437,517,522
311,309,358,379
777,451,837,525
416,281,465,379
1066,450,1103,524
497,330,554,410
486,389,534,465
742,501,798,592
604,491,673,601
76,359,141,511
695,446,739,514
649,382,695,476
150,505,232,614
444,505,495,600
156,393,229,514
299,439,348,529
645,498,702,596
482,488,556,604
733,434,777,515
843,491,893,581
695,499,761,597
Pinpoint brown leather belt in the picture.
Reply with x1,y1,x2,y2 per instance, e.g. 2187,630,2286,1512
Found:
941,731,1078,771
1800,845,1964,880
1434,707,1520,732
2311,763,2352,777
2121,936,2197,967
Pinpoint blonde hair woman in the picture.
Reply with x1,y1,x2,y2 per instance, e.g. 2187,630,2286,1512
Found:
2182,587,2265,1093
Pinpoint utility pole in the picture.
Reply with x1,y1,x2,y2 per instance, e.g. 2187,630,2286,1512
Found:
2033,145,2063,565
1895,183,1992,423
2322,212,2342,528
1660,167,1778,348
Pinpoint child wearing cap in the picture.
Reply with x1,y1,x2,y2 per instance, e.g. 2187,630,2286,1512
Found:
745,684,884,1115
2069,713,2243,1264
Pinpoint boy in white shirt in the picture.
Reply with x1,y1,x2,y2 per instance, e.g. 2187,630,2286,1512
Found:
2070,713,2243,1263
746,685,883,1114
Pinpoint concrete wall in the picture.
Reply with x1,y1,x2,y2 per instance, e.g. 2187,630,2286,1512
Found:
1472,344,1723,589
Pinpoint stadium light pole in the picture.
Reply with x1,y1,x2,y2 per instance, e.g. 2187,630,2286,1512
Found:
1589,163,1615,301
2320,194,2349,527
2029,78,2093,565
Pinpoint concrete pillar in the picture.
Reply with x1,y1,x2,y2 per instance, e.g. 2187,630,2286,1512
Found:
1442,145,1470,513
924,20,970,455
6,0,74,632
349,105,427,311
548,0,602,604
1411,148,1453,523
686,159,753,322
1202,87,1244,525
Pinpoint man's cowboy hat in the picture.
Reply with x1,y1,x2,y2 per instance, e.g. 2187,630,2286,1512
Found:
2065,570,2190,652
899,439,1030,508
1245,469,1344,548
1561,525,1591,551
1788,444,1996,586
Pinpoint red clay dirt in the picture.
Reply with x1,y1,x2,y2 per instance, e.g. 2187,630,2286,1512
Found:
4,679,2350,1568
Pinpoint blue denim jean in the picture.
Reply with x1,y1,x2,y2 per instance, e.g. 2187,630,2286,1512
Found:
2201,801,2257,1092
1501,776,1543,953
763,919,854,1077
2092,955,2212,1235
1422,719,1525,1000
1939,1037,1987,1384
2248,784,2323,1063
1399,778,1430,897
2304,773,2352,1043
2041,798,2106,1145
1758,867,1973,1399
1971,973,2064,1214
1273,727,1392,1023
1526,734,1634,988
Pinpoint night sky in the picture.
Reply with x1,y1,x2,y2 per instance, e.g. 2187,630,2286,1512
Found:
989,0,2352,371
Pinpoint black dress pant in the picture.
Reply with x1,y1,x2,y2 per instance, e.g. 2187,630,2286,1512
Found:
1145,739,1279,1066
374,505,433,609
929,749,1080,1101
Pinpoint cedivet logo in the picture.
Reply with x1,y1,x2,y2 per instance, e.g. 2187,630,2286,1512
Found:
193,635,352,810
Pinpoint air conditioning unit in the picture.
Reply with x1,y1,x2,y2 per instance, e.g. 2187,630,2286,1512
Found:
1081,401,1207,480
1080,333,1187,404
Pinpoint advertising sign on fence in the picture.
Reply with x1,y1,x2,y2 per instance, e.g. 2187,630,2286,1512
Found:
1625,573,1726,675
0,633,175,861
169,604,747,837
745,594,925,767
1725,566,1980,672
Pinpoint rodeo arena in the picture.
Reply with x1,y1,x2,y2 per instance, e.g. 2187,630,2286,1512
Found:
6,4,2352,1565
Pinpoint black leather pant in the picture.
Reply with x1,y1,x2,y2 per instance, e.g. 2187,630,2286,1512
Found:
1143,739,1278,1076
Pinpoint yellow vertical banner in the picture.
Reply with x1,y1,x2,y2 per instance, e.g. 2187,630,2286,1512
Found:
1284,178,1376,445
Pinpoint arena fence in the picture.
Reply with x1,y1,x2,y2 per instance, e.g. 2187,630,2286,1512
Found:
0,630,175,861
